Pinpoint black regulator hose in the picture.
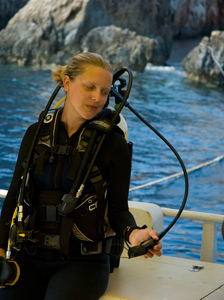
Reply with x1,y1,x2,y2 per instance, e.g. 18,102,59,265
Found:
110,90,189,258
127,104,189,239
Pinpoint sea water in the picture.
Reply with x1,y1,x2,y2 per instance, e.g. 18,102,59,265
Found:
1,59,224,263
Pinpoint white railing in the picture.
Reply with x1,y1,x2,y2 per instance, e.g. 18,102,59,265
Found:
1,189,224,263
162,208,224,263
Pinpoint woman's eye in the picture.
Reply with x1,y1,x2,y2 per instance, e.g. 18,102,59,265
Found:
85,85,94,90
102,90,109,96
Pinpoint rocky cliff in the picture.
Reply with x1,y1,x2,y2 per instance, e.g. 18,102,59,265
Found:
170,0,224,38
0,0,29,30
0,0,172,71
1,0,224,83
1,0,223,40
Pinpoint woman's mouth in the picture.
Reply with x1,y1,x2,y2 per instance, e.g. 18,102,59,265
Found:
86,105,98,112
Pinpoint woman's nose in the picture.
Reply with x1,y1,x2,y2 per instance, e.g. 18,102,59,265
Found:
92,89,101,102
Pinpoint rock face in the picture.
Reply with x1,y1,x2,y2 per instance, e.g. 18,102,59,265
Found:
0,0,172,71
0,0,28,30
170,0,224,38
181,31,224,87
81,26,168,71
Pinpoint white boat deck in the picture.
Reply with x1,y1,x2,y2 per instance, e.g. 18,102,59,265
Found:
101,255,224,300
99,201,224,300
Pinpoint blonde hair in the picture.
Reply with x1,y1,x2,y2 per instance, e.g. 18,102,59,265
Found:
52,52,112,85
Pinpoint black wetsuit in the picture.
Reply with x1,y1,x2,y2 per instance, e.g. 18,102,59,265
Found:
0,115,136,300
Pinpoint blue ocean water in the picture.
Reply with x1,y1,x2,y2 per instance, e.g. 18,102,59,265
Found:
0,59,224,263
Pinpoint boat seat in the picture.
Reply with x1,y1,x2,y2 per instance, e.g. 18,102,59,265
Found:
120,201,164,258
128,201,164,232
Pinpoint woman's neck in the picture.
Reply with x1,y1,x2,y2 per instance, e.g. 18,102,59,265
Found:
61,109,85,138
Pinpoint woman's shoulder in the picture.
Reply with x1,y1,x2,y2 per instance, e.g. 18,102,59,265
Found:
22,122,38,143
25,122,38,134
102,126,130,155
107,126,126,142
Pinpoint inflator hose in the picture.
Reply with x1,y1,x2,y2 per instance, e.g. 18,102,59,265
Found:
127,104,189,240
110,88,189,256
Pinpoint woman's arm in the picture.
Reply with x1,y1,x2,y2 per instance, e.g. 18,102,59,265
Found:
104,130,163,257
105,131,136,234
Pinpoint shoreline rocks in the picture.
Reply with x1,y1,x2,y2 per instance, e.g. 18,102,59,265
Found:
81,26,168,72
181,31,224,87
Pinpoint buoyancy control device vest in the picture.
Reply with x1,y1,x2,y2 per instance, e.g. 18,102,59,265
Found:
21,107,130,254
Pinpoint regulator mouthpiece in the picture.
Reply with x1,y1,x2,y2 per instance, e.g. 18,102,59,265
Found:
0,257,20,286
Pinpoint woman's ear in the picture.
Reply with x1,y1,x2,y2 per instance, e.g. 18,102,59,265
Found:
63,75,70,92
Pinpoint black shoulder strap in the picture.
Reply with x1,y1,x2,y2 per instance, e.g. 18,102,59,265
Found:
34,108,61,174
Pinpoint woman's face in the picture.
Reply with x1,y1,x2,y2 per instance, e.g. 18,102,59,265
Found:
63,65,112,122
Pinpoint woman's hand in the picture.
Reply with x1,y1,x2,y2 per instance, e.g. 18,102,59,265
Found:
129,228,162,259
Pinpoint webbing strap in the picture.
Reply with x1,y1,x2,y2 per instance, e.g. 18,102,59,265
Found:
59,215,74,255
35,148,48,174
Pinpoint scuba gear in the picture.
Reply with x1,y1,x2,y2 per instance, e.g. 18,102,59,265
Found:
4,63,189,291
0,257,20,286
5,68,133,280
6,82,62,260
128,238,158,258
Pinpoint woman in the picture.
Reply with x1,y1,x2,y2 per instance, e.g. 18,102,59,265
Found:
0,52,162,300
